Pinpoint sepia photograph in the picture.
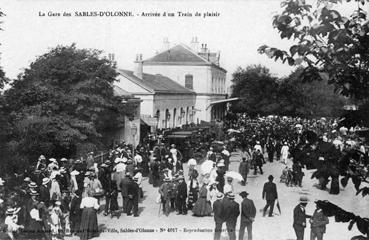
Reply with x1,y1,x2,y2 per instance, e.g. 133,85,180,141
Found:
0,0,368,240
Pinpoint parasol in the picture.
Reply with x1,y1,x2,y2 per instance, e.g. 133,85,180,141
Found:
227,129,241,134
201,160,215,174
225,171,244,182
188,158,197,166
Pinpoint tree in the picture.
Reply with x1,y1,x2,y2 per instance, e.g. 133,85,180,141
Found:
258,1,369,237
279,68,346,117
230,65,345,117
258,0,369,101
230,65,279,116
3,44,130,169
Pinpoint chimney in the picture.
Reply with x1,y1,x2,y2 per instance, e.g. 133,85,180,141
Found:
133,54,143,79
200,43,208,54
163,37,170,51
190,36,199,52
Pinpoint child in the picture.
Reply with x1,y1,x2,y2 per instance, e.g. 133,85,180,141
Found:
4,208,23,240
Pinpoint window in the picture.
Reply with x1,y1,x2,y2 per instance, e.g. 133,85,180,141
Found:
185,74,193,90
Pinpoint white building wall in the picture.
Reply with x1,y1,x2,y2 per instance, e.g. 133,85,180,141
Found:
132,94,154,116
143,65,211,93
154,94,196,128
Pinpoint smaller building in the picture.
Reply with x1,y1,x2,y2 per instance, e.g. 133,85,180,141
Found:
107,85,142,147
115,55,196,130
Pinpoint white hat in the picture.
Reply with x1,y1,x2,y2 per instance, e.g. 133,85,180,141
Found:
114,158,122,163
122,157,128,163
217,162,225,167
70,170,80,176
49,158,57,162
42,178,50,185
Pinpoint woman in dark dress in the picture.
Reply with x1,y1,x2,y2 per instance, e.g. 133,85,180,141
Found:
192,181,212,216
79,190,99,240
187,169,199,210
70,189,82,236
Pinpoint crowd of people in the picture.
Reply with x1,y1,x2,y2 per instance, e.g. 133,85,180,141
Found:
0,113,367,240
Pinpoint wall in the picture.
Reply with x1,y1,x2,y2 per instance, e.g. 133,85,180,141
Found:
154,93,196,128
111,102,141,147
143,65,211,93
132,94,154,116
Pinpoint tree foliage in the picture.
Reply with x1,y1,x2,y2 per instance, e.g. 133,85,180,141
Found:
2,44,129,168
258,1,369,237
230,65,278,116
230,65,345,117
258,0,369,101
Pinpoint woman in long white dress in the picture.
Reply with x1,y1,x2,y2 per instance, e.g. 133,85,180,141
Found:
79,190,100,240
280,142,290,165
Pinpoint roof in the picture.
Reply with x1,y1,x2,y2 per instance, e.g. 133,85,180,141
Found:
118,69,195,94
113,85,132,97
143,44,227,72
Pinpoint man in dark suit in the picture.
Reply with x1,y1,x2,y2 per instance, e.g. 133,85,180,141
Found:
223,192,240,240
127,176,140,217
120,172,132,214
213,192,224,240
239,191,256,240
262,175,278,217
39,178,50,207
293,196,311,240
176,176,187,215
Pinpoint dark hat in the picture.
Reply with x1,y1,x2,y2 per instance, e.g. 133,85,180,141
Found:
268,175,274,181
239,191,249,198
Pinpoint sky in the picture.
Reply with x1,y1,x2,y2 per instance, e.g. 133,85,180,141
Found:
0,0,357,83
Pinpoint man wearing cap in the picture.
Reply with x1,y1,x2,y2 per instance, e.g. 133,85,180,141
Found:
176,176,187,215
213,192,224,240
239,191,256,240
293,196,311,240
223,192,240,240
262,175,278,217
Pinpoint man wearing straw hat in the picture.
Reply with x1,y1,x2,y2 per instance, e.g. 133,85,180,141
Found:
293,196,312,240
39,178,50,207
213,192,224,240
159,177,172,216
223,192,240,240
